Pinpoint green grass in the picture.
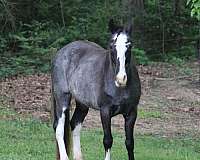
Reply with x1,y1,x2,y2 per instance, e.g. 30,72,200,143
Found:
0,106,200,160
138,109,162,119
0,107,55,160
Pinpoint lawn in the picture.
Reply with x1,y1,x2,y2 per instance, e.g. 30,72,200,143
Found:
0,106,200,160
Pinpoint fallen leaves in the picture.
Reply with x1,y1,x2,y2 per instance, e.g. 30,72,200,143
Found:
0,74,51,120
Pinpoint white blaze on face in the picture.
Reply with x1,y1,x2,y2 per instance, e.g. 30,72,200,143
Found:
114,33,128,87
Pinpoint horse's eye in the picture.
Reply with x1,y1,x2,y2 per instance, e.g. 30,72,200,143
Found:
126,44,132,49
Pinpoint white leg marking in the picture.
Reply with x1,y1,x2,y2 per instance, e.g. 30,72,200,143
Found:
73,123,82,160
56,109,69,160
105,149,111,160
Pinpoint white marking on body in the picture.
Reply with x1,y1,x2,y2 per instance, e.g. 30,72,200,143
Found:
56,108,69,160
114,33,128,86
105,149,111,160
73,123,82,160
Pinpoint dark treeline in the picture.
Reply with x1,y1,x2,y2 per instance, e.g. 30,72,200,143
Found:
0,0,199,76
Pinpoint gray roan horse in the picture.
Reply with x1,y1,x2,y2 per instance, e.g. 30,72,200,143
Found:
51,20,141,160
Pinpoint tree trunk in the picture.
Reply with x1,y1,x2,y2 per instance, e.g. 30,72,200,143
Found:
59,0,66,27
159,0,166,56
174,0,181,16
120,0,145,23
131,0,144,15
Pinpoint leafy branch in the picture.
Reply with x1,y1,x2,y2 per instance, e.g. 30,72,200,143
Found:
187,0,200,20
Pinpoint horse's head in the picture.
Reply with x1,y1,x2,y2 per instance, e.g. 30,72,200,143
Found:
108,19,133,88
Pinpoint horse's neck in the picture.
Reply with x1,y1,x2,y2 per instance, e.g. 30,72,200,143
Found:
104,53,118,97
104,52,115,80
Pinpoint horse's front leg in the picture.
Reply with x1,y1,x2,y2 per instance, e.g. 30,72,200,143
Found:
124,109,137,160
100,107,113,160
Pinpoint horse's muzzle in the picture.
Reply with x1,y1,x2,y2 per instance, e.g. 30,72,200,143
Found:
115,74,127,87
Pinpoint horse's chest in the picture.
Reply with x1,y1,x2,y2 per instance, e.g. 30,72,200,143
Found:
110,97,131,116
112,94,130,106
109,89,136,114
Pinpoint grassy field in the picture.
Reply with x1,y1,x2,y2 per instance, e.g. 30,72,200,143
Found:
0,106,200,160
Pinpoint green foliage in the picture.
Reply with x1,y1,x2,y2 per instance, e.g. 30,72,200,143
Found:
187,0,200,20
163,55,194,76
178,46,196,59
135,0,199,59
132,48,150,65
0,21,60,77
0,0,199,77
165,56,185,66
164,45,196,66
0,54,53,77
0,35,8,52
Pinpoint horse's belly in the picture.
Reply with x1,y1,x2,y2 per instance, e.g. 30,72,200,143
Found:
70,82,101,109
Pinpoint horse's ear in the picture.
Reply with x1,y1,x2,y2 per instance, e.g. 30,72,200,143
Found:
109,19,117,34
125,23,133,36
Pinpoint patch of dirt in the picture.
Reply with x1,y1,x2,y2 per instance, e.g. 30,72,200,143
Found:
0,61,199,137
0,74,51,121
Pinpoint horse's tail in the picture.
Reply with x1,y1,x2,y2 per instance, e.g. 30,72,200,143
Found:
51,83,72,159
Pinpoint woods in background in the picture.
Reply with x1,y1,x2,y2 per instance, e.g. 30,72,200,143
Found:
0,0,199,77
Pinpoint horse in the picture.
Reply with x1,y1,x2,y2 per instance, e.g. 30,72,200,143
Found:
51,20,141,160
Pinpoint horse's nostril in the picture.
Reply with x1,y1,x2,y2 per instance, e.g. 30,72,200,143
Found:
123,75,126,81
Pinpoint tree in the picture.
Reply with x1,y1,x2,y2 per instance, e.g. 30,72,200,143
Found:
187,0,200,20
174,0,181,16
0,0,16,31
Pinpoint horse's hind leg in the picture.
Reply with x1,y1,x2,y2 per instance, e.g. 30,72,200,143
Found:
54,92,71,160
70,101,89,160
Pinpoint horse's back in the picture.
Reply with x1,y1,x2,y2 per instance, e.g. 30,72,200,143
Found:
53,40,106,66
52,41,108,108
61,40,105,55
